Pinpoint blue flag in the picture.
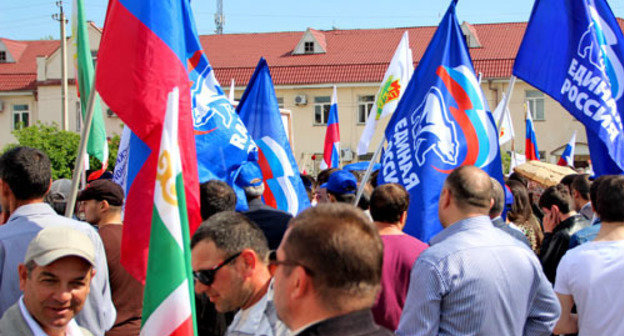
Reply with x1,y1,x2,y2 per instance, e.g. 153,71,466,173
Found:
379,0,504,242
237,58,311,215
190,47,258,211
513,0,624,175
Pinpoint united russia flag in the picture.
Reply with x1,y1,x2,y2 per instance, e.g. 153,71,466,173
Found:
237,58,310,215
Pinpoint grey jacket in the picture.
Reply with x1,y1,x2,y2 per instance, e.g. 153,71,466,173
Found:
0,303,93,335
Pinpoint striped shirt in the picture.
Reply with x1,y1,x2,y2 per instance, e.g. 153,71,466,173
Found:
396,216,560,336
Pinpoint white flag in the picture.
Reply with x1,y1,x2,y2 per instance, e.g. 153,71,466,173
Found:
509,152,526,175
492,93,514,146
228,78,235,103
357,31,414,155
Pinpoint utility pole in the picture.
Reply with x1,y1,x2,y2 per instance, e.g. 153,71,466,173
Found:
52,1,68,131
215,0,224,34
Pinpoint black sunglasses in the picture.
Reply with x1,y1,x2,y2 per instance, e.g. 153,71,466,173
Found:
193,252,242,286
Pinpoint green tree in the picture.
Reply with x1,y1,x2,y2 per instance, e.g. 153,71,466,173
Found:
2,123,120,180
501,150,511,175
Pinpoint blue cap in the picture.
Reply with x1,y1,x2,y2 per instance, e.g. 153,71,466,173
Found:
236,162,264,188
321,170,357,195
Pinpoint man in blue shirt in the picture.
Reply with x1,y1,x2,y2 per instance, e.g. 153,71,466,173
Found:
0,147,115,335
396,166,560,336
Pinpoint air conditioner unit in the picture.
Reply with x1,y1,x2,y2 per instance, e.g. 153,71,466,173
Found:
106,109,115,117
294,94,307,106
340,148,354,162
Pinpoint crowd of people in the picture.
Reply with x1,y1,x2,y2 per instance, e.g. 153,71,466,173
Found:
0,146,622,335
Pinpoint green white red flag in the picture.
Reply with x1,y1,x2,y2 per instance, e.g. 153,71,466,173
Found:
140,87,196,336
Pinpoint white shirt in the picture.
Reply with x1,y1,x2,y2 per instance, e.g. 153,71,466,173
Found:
225,284,289,336
18,296,86,336
555,240,624,336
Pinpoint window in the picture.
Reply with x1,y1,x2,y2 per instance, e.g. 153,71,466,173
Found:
357,95,375,124
304,41,314,54
526,90,545,121
0,51,6,63
314,96,331,125
277,97,284,109
12,104,30,130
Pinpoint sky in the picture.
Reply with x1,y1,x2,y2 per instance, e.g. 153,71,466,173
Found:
1,0,623,40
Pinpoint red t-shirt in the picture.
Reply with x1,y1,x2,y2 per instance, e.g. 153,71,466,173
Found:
371,234,428,331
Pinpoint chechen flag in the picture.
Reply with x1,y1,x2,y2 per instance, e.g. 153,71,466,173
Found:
525,105,540,161
320,85,340,169
141,88,196,335
558,131,577,168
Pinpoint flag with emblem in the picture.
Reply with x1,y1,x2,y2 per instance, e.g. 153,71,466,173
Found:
379,0,504,242
357,31,414,155
320,86,340,169
492,93,515,146
71,0,108,170
237,58,310,215
513,0,624,175
141,88,196,335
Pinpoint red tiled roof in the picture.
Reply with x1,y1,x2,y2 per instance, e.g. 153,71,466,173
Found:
205,19,624,86
0,74,36,91
1,38,28,62
308,28,327,51
0,39,58,91
202,22,527,86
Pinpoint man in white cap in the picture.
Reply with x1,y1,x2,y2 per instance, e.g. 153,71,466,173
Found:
0,226,97,335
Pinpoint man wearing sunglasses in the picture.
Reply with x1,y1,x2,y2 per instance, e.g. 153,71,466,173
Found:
272,203,393,336
191,211,288,336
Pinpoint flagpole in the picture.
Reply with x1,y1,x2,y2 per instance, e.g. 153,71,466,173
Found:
65,75,98,217
353,137,385,206
498,75,516,127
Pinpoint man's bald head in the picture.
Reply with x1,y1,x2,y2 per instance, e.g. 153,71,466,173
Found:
444,166,493,214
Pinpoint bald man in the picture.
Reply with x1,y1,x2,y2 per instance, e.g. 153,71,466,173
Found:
397,166,560,336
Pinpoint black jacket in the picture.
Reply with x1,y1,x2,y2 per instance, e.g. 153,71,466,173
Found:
298,309,394,336
244,198,292,250
539,214,589,283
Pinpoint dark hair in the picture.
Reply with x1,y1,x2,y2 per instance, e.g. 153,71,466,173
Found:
370,170,380,188
0,147,51,200
594,175,624,222
328,191,356,204
370,184,409,223
560,174,578,190
489,178,505,217
284,203,382,310
191,211,269,261
199,180,237,220
506,180,533,224
300,174,315,202
538,184,572,214
445,166,492,211
508,172,528,187
316,168,339,187
571,174,591,200
590,175,611,209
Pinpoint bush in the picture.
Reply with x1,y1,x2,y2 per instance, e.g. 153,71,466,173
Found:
2,123,120,180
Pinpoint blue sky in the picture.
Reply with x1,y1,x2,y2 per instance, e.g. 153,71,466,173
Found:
1,0,623,40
